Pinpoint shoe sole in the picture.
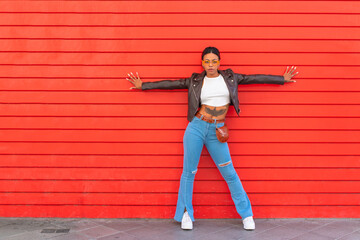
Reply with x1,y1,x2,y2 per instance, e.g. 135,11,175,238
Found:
244,228,255,231
181,226,193,230
181,223,193,230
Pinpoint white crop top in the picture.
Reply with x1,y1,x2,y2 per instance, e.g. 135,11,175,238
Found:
200,74,230,106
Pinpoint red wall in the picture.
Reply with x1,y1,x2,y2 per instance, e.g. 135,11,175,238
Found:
0,1,359,218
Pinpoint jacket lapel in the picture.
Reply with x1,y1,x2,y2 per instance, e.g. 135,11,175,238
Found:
195,71,206,82
219,69,231,82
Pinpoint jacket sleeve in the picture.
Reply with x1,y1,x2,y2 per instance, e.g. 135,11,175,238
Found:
141,78,190,90
235,73,285,85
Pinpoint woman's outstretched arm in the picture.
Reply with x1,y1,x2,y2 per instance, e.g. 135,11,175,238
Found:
236,66,299,85
126,72,190,90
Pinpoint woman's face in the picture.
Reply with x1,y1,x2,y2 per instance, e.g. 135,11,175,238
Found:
202,53,220,76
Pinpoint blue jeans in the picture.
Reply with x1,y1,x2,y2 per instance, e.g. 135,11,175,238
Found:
174,114,253,222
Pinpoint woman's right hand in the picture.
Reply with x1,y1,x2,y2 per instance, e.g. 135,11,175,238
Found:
126,72,142,90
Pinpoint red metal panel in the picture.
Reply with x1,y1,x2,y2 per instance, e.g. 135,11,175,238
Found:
2,103,360,117
1,142,360,156
1,52,359,65
1,129,360,142
0,1,359,218
1,116,359,130
2,1,360,14
1,13,360,27
0,39,359,52
1,180,359,193
2,92,360,104
0,66,358,79
0,206,359,218
1,193,359,206
0,168,359,181
0,155,359,168
1,26,360,39
1,78,360,91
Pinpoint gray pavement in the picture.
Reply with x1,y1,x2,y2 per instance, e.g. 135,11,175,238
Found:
0,217,359,240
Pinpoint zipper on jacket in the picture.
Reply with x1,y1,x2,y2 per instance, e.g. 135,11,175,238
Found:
192,89,198,102
191,80,200,118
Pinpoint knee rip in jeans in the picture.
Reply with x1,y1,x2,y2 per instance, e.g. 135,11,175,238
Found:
191,169,198,174
218,161,231,167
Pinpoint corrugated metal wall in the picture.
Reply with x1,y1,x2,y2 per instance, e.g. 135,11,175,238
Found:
0,1,359,218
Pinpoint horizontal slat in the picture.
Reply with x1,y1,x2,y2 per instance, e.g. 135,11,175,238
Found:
1,104,360,117
0,155,359,168
0,205,358,218
0,79,360,92
0,168,359,180
0,66,358,79
1,26,359,40
2,92,360,104
0,193,358,205
0,117,359,130
1,129,359,142
1,39,359,53
0,180,358,193
1,13,359,27
1,78,359,91
0,52,358,66
1,1,359,14
1,142,360,155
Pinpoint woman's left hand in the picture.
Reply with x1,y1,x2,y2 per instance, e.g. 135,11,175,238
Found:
283,66,299,82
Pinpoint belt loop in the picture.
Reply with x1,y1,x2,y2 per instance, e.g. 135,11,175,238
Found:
214,119,217,126
200,114,204,120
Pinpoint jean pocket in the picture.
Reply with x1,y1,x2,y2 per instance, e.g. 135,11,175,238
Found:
189,116,199,126
192,116,201,122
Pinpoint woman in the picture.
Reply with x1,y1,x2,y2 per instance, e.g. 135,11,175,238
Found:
126,47,298,231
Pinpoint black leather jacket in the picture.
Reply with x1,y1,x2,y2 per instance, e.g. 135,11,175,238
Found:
141,68,285,122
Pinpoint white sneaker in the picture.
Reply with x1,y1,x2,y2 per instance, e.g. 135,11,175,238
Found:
181,211,193,230
243,216,255,230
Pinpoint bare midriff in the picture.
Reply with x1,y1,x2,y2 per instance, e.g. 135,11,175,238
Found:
197,103,230,121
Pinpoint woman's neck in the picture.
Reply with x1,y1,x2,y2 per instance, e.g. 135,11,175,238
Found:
206,71,220,78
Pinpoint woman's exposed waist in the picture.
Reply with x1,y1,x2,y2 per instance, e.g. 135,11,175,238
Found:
196,104,228,121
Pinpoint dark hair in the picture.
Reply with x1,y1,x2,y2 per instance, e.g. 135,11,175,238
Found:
201,46,220,60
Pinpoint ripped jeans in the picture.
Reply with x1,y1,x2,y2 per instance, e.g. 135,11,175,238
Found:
174,114,253,222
